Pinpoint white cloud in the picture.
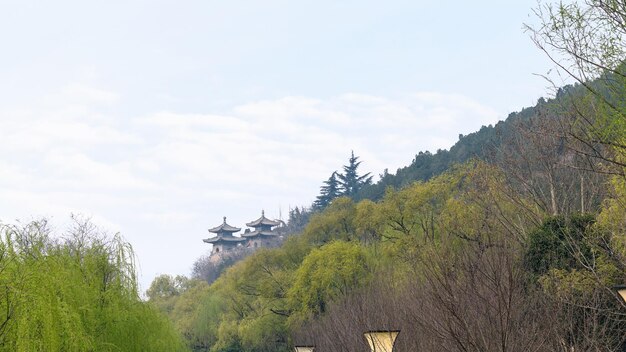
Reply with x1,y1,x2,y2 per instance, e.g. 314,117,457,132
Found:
137,112,249,131
338,93,389,105
42,150,157,191
44,83,120,106
1,119,139,153
0,84,503,290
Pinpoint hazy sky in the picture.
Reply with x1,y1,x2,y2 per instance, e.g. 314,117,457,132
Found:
0,0,556,290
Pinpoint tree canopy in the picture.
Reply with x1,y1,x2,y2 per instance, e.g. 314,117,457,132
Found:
337,151,373,198
0,218,186,352
313,171,341,210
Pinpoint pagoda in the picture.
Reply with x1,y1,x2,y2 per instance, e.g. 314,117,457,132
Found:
203,217,246,256
242,210,281,248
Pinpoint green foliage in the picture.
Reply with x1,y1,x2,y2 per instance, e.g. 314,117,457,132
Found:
147,274,193,300
524,214,595,276
355,103,552,202
599,176,626,242
302,197,356,244
167,280,211,346
285,206,312,235
528,0,626,181
526,214,626,348
337,151,373,198
161,93,626,350
198,243,309,352
312,151,372,212
353,199,385,243
181,293,224,351
313,171,341,210
156,154,626,351
287,241,372,325
0,218,186,352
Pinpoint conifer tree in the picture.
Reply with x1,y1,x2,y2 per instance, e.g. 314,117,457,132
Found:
313,171,341,210
286,206,311,234
337,151,372,197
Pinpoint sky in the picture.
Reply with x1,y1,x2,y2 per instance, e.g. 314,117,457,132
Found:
0,0,557,291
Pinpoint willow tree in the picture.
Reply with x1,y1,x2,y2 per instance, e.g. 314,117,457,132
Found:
0,218,186,352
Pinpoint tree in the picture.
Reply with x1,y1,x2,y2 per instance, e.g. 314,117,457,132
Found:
303,197,357,245
528,9,626,341
523,214,626,349
285,206,312,235
146,274,191,300
313,172,341,210
191,250,251,285
287,241,372,325
490,106,609,216
0,218,186,351
526,0,626,177
337,151,373,198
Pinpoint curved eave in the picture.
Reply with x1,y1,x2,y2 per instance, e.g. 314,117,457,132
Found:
208,224,241,233
242,230,277,238
203,236,246,244
246,217,281,228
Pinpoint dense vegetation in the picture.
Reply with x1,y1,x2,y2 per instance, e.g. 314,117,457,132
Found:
147,1,626,350
354,104,539,201
151,145,626,350
0,217,186,351
5,0,626,350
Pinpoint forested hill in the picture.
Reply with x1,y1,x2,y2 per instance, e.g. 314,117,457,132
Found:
147,62,626,351
355,97,548,201
5,1,626,351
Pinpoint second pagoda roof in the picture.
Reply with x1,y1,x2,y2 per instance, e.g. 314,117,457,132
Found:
246,210,281,228
242,230,278,238
209,217,241,233
203,236,246,244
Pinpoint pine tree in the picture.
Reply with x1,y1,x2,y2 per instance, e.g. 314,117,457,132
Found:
286,206,311,233
337,151,373,197
313,171,341,210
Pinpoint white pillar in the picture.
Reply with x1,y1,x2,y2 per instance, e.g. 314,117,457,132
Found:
363,330,400,352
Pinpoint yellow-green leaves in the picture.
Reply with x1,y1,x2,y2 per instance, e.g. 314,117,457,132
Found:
302,197,356,244
0,220,186,352
287,241,371,326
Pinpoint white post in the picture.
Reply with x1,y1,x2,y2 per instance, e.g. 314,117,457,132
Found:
363,330,400,352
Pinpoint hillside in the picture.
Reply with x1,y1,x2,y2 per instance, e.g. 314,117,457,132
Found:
146,74,626,351
5,1,626,351
355,88,581,202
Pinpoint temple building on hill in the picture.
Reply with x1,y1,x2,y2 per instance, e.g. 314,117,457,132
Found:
203,217,246,256
203,212,285,261
242,210,281,248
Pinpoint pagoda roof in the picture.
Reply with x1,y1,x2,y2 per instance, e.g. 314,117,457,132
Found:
209,217,241,233
246,210,281,228
242,230,277,238
203,235,246,244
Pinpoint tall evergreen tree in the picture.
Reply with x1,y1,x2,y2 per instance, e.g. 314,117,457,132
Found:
286,206,312,234
337,151,372,197
313,171,341,210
